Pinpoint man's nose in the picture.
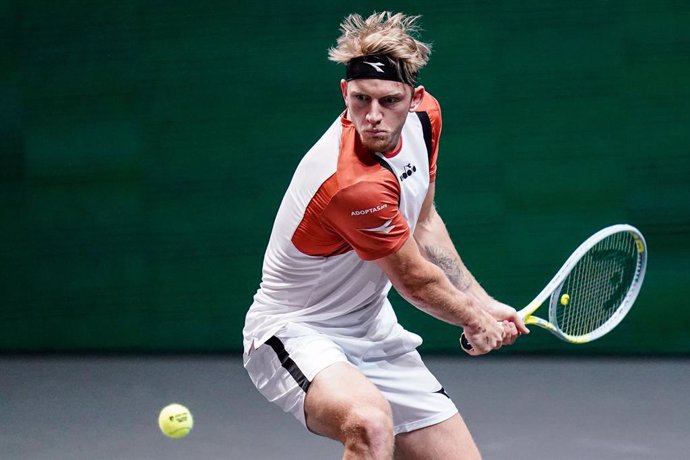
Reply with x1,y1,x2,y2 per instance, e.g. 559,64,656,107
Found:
366,102,383,124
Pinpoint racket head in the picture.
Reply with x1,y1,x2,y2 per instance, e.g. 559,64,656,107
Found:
545,224,647,343
461,224,647,352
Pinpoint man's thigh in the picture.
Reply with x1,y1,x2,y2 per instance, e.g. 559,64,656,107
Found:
304,361,392,440
394,413,481,460
361,350,458,435
243,323,350,427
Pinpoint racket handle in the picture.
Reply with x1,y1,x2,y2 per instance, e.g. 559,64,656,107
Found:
459,333,473,352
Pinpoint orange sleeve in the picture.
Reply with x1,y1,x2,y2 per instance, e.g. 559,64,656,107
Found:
417,92,442,182
321,178,410,261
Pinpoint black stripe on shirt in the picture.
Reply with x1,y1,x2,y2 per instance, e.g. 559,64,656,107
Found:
415,111,433,161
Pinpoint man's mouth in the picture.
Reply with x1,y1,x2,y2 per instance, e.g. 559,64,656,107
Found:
365,129,386,137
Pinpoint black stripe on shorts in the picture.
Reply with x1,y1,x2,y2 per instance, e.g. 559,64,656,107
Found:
265,336,311,392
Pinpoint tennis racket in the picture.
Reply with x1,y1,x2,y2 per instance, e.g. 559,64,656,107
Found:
460,224,647,351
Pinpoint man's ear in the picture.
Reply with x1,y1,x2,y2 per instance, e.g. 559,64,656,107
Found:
409,85,426,111
340,79,348,104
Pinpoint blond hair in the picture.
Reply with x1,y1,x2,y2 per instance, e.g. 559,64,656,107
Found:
328,12,432,85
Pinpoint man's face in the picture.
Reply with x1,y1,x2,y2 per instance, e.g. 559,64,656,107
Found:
341,79,424,153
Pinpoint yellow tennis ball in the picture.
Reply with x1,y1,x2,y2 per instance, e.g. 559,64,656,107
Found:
560,293,570,306
158,403,193,439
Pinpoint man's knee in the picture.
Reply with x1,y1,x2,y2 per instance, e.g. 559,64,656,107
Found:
341,405,394,454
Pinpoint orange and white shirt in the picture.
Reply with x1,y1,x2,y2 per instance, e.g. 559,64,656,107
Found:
243,92,442,353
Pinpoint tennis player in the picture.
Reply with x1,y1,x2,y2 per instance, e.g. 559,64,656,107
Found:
243,12,528,459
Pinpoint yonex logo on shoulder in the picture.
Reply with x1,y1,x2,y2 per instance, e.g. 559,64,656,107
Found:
399,163,416,181
351,203,388,216
363,61,386,73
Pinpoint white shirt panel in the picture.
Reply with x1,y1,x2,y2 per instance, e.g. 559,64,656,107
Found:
243,111,432,353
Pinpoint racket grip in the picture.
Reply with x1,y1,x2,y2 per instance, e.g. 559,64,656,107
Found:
459,333,473,352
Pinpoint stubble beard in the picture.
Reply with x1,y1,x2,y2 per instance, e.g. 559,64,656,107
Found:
359,131,398,154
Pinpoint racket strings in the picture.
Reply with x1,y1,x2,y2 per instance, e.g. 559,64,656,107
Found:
577,236,621,333
555,232,638,337
584,232,636,332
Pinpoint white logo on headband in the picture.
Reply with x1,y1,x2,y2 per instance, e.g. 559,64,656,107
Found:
363,61,386,73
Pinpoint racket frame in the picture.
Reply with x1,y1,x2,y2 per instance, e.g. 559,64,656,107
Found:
519,224,647,343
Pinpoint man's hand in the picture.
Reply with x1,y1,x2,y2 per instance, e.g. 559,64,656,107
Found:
461,309,507,356
461,301,531,355
485,300,530,346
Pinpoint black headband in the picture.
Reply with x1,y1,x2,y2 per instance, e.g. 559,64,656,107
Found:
345,55,417,86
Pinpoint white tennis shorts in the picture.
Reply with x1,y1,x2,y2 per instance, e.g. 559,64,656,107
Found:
243,322,458,435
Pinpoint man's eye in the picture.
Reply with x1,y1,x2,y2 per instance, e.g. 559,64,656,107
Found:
354,94,368,101
383,97,400,105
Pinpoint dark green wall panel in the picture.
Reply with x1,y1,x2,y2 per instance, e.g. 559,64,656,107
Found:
1,1,688,353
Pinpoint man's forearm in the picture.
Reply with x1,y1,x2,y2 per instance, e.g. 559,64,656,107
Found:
419,243,472,291
414,209,494,306
392,258,489,329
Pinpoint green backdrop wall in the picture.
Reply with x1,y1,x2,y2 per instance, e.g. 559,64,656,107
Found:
1,1,689,353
